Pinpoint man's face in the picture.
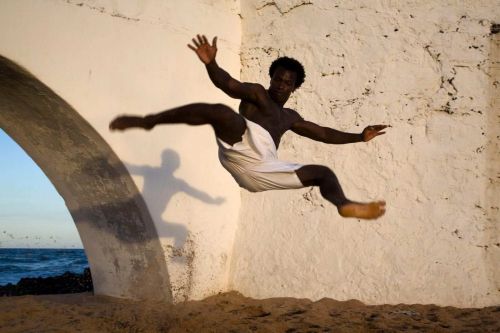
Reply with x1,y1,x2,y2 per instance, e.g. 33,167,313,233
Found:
269,67,297,104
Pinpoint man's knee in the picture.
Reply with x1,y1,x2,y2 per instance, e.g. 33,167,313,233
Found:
211,103,233,113
296,165,333,186
208,104,245,145
207,104,236,122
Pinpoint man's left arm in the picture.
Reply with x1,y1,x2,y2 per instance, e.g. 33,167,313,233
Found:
291,118,389,144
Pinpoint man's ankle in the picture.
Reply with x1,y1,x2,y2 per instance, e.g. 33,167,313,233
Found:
143,115,156,130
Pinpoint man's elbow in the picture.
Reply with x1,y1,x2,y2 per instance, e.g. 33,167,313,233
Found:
212,77,228,90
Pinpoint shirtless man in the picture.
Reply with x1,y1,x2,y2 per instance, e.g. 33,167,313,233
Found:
110,35,388,219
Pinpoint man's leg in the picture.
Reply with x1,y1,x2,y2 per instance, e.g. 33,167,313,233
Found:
109,103,246,145
295,165,385,219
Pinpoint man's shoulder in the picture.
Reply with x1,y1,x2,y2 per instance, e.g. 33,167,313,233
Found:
238,82,268,103
248,82,267,95
284,108,304,122
239,82,265,92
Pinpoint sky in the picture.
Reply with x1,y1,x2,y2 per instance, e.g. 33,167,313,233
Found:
0,130,83,248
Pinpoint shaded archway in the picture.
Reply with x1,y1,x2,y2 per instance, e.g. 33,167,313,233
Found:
0,55,172,301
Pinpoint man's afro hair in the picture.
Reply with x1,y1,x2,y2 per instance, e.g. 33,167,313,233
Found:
268,57,306,89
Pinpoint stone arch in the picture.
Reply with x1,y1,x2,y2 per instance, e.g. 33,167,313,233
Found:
0,55,172,301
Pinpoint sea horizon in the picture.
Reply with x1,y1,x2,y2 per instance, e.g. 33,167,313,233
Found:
0,247,85,250
0,248,89,285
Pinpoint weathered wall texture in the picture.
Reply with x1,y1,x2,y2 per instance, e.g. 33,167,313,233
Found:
1,0,498,307
230,0,500,307
0,55,172,301
0,0,241,302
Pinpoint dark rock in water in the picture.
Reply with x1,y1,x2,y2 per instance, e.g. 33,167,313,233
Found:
0,268,93,296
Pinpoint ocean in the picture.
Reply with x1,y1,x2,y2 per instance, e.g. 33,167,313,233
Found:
0,248,89,285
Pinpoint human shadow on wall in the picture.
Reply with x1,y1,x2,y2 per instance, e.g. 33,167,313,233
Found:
0,53,172,300
125,149,225,249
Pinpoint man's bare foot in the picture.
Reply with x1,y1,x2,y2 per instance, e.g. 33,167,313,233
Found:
109,116,152,131
338,201,386,220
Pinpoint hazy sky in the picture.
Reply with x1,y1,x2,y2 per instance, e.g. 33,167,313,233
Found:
0,130,83,248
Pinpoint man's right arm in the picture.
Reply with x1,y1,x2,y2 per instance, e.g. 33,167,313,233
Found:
188,34,265,103
205,60,264,102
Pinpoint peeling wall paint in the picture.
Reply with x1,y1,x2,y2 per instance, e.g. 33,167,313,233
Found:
230,0,500,307
1,0,498,307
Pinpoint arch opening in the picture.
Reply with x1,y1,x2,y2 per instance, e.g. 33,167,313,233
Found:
0,55,172,301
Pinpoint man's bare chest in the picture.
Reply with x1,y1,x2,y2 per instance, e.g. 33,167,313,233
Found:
239,102,294,147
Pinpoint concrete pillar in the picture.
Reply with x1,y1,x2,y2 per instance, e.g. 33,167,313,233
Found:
0,55,172,301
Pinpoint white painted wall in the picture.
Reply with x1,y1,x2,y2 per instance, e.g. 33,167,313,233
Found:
0,0,241,302
229,0,500,307
2,0,498,307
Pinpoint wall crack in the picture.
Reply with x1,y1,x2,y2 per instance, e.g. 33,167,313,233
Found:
64,0,140,22
256,1,313,16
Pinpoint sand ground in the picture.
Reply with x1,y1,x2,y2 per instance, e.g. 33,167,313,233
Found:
0,292,498,332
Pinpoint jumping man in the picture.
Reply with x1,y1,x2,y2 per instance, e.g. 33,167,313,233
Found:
110,34,388,219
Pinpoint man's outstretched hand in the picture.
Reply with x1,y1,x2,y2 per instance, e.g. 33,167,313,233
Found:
362,125,390,142
188,34,217,64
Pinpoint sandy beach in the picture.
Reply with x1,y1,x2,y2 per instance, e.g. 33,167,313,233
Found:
0,292,498,332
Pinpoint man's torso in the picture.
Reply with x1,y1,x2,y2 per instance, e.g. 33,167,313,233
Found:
238,97,300,148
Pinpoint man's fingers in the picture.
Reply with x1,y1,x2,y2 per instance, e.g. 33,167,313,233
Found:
187,44,197,51
377,131,386,136
192,34,217,47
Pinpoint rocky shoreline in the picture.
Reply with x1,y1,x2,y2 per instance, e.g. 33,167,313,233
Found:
0,268,93,296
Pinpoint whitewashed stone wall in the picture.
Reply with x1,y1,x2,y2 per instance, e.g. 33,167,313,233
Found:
1,0,498,307
229,0,499,307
